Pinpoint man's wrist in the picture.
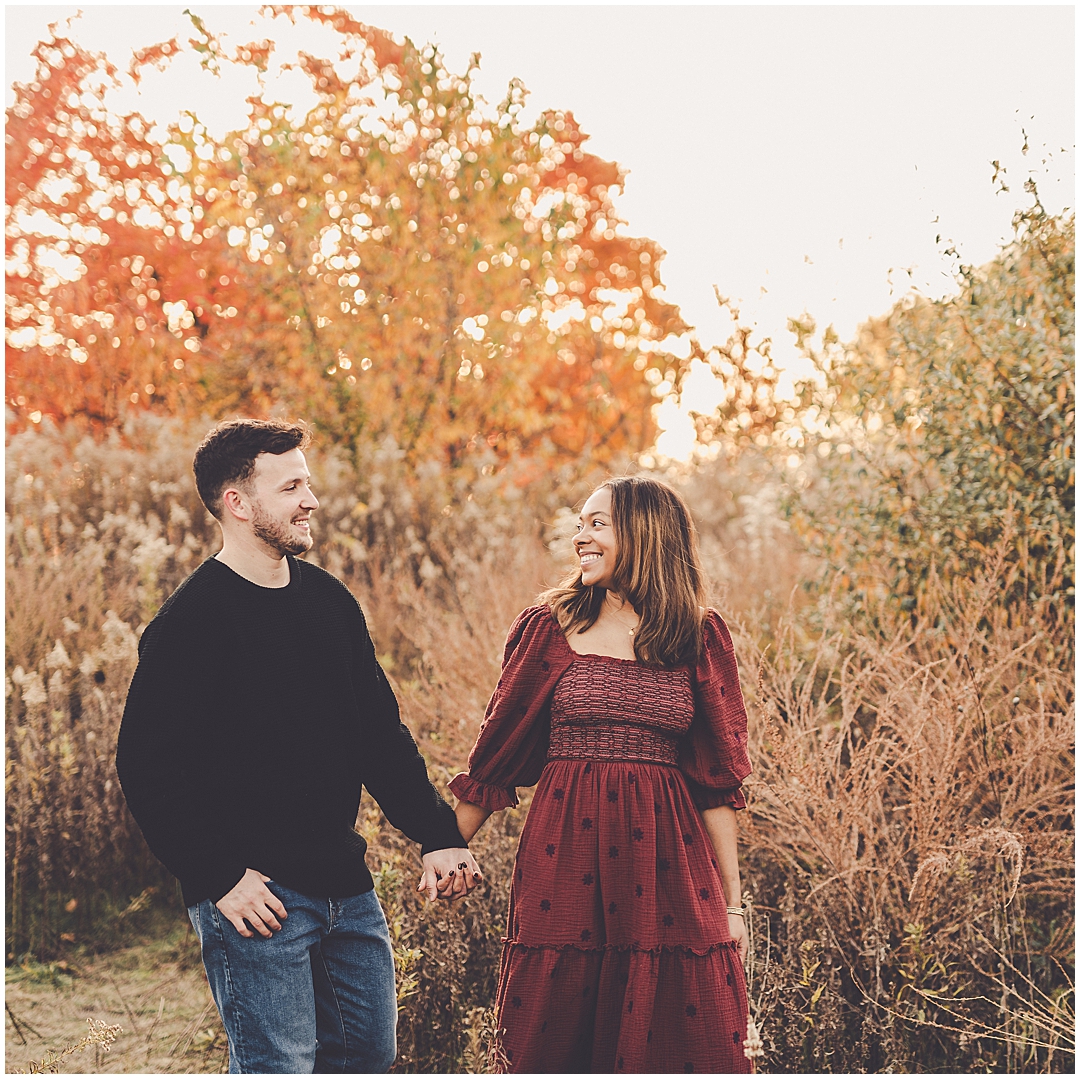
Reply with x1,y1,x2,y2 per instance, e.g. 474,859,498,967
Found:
420,839,468,857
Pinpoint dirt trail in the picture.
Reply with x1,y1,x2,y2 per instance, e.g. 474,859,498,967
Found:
5,931,226,1074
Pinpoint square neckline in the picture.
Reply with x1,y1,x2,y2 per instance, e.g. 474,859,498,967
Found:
545,604,695,670
544,604,642,664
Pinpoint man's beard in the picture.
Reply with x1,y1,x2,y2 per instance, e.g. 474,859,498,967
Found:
250,500,312,556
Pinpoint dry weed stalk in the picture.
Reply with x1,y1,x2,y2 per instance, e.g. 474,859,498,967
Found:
18,1017,122,1074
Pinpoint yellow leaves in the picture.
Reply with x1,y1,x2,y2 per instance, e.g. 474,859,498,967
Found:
799,940,822,988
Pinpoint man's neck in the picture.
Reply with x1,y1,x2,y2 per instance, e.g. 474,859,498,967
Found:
214,534,292,589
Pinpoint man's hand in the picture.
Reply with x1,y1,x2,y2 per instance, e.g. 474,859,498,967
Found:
416,848,483,903
215,868,288,938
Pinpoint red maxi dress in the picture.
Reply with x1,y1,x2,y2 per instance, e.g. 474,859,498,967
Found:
450,605,753,1074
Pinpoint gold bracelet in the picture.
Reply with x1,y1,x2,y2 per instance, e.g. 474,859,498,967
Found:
726,906,745,916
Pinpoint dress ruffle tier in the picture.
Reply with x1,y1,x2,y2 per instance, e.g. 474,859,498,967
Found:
495,755,749,1073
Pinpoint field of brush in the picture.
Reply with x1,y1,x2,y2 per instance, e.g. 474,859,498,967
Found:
6,415,1073,1073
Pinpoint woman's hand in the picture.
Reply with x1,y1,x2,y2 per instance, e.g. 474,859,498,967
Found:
415,847,483,903
699,805,749,965
727,911,749,967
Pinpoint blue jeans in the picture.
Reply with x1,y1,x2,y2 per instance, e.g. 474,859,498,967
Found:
187,883,397,1073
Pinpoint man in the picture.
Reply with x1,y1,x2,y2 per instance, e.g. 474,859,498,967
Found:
116,419,480,1073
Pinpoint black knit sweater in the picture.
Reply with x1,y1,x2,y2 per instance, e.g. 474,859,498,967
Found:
116,556,466,906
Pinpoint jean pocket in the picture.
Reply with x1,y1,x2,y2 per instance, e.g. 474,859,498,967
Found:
187,902,201,936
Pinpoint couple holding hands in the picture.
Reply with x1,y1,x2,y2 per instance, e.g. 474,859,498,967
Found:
117,419,752,1074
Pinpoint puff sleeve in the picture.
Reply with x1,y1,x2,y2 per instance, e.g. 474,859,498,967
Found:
678,609,752,811
449,605,574,811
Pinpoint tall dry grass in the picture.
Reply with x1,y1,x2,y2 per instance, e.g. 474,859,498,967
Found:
6,417,218,959
6,417,1073,1071
737,537,1074,1072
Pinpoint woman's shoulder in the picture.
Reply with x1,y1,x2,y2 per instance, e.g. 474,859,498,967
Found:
499,603,570,670
698,607,736,658
506,603,560,644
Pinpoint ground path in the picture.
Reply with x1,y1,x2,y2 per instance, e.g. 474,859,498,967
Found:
5,926,225,1074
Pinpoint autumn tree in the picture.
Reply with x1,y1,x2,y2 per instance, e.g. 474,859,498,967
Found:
5,6,690,472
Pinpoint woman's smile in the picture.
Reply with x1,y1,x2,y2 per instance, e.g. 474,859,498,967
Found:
574,488,617,588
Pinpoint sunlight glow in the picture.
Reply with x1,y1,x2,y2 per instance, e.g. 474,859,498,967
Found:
680,358,727,415
653,397,697,461
543,300,586,334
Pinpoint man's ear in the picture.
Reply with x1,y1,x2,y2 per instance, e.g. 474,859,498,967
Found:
221,486,251,523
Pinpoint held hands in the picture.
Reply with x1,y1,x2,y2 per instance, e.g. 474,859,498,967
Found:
416,848,483,903
215,868,288,938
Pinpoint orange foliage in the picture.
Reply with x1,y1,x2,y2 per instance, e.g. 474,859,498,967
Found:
128,38,180,84
6,7,690,468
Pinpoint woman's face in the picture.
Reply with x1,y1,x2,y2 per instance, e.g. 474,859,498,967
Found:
574,487,618,590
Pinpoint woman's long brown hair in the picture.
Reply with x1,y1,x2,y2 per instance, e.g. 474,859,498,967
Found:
542,476,708,668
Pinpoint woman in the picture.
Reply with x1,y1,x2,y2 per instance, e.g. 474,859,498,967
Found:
440,476,752,1073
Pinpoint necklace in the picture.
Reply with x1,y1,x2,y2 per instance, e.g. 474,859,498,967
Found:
605,597,639,637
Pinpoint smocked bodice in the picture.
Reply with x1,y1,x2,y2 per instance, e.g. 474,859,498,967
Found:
548,655,694,765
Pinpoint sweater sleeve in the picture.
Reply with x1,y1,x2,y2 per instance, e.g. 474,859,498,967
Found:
448,605,572,811
116,613,249,904
347,598,467,855
678,610,752,811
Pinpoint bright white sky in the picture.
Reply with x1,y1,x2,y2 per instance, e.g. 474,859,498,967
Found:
6,3,1075,457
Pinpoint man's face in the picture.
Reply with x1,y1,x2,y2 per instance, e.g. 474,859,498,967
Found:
241,447,319,556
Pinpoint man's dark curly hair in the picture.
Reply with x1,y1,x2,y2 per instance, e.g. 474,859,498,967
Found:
192,419,311,519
